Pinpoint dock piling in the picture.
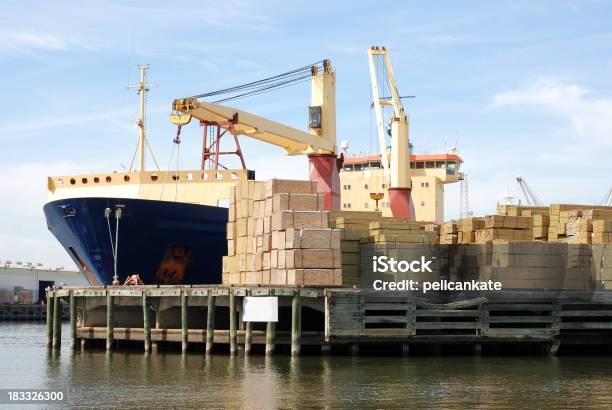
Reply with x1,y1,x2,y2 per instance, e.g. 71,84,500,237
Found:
265,321,276,356
142,292,151,352
244,290,252,355
181,290,188,352
205,294,215,355
291,290,301,356
229,292,237,355
402,343,410,357
106,291,114,351
46,291,53,347
321,343,331,355
69,291,77,349
52,292,61,348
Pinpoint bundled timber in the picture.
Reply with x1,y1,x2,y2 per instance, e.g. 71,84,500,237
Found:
224,178,340,286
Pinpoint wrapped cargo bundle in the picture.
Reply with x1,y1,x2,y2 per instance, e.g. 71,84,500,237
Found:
223,178,341,286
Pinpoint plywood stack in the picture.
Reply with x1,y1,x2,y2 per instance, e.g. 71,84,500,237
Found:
475,215,533,243
456,217,485,244
440,221,458,244
223,178,342,286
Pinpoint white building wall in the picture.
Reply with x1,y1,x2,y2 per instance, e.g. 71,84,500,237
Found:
0,266,87,302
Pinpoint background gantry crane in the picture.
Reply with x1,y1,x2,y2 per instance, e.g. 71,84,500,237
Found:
515,175,543,206
601,187,612,206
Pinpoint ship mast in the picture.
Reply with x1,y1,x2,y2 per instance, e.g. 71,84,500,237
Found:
135,64,149,172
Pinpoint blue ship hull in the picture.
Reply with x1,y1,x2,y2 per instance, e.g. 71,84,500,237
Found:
43,198,228,285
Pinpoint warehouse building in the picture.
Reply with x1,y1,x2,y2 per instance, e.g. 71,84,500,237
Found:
0,260,86,304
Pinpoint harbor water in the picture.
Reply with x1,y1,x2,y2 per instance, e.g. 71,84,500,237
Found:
2,323,612,408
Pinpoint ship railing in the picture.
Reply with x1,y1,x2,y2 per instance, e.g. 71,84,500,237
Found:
48,169,252,191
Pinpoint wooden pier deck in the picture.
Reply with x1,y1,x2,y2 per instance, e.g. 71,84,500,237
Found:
46,286,612,356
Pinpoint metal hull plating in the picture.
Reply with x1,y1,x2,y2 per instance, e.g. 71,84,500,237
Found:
43,198,228,286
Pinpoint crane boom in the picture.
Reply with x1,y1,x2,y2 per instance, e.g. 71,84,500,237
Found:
171,60,341,210
516,175,543,206
172,98,335,155
172,60,336,156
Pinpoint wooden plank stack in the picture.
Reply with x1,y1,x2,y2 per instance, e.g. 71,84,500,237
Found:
547,205,612,244
532,214,550,241
439,222,458,244
593,219,612,244
496,204,549,217
475,215,533,243
360,220,437,245
223,179,341,286
328,211,439,286
329,211,382,287
456,217,485,244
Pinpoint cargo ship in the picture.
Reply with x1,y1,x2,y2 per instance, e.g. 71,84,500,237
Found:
44,66,252,286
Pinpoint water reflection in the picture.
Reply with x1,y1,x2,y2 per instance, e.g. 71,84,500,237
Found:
3,323,612,408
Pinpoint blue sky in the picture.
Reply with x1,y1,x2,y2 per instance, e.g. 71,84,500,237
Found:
1,0,611,267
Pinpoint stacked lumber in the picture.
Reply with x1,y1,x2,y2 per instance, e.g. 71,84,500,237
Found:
329,211,382,286
497,204,549,216
223,179,341,286
480,242,593,290
593,219,612,244
475,215,532,243
532,214,550,241
593,245,612,289
361,242,444,288
548,205,612,243
328,211,439,286
456,217,485,244
361,220,437,245
439,222,458,244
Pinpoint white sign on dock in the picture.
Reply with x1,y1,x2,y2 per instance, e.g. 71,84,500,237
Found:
242,296,278,322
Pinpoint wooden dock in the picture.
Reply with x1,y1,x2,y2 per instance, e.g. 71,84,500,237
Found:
46,286,612,356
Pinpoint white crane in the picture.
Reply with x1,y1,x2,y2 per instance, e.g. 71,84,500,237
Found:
367,46,414,219
515,175,543,206
601,188,612,206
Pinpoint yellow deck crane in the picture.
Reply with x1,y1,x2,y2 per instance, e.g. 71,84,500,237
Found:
368,46,414,219
170,60,340,209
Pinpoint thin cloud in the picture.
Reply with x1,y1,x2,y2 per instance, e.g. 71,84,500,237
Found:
0,31,96,54
491,78,612,147
422,34,465,44
0,107,134,135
